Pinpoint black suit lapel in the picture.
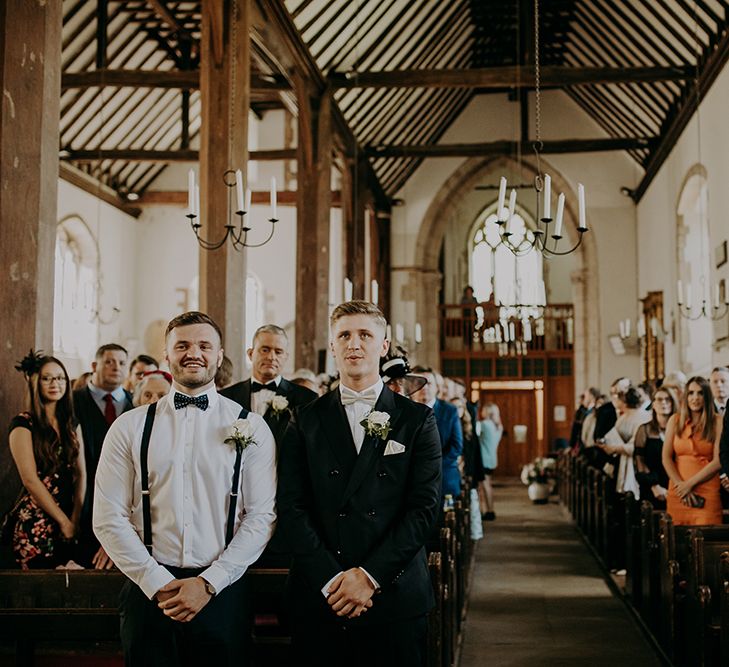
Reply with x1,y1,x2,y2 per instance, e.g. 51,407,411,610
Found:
340,387,402,506
241,379,252,411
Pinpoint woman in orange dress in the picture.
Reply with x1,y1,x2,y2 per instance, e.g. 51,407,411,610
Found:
662,376,723,526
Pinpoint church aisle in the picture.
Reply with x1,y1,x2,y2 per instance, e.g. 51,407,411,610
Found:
459,481,663,667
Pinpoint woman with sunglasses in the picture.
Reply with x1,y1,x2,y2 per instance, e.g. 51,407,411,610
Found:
4,351,84,568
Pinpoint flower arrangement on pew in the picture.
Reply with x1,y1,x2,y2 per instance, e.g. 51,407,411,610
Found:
521,457,556,504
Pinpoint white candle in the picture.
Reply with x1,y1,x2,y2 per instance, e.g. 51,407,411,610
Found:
677,280,684,305
506,189,517,234
188,169,195,216
415,323,422,343
497,176,507,220
554,193,565,237
371,280,379,305
686,283,693,309
625,318,631,338
395,323,404,343
235,169,245,213
245,187,251,214
619,320,626,339
578,183,587,229
543,174,551,219
385,324,392,341
194,185,200,219
637,318,646,338
270,177,277,219
344,278,353,301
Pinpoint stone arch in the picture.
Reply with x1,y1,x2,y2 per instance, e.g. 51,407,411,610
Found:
412,155,600,391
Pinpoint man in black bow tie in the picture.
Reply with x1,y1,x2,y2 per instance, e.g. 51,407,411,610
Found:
221,324,317,448
278,301,441,666
93,312,276,666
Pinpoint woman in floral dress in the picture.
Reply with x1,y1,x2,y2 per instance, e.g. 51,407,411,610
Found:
6,351,84,568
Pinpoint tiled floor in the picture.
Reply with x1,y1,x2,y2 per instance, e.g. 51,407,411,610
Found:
459,481,663,667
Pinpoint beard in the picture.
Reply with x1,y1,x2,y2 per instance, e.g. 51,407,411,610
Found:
170,358,217,389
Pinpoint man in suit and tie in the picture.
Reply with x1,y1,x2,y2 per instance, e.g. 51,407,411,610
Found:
220,324,317,447
73,343,134,568
411,366,463,499
278,301,442,666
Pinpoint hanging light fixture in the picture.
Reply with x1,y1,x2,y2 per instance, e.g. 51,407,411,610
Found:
496,0,589,258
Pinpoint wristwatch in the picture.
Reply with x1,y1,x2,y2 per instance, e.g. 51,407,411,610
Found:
200,577,216,597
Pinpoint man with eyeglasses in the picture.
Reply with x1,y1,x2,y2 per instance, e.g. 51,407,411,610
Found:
124,354,159,393
73,343,134,568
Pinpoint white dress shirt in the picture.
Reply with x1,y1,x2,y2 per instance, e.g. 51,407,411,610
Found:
251,375,281,416
93,385,277,600
340,378,384,454
88,381,128,417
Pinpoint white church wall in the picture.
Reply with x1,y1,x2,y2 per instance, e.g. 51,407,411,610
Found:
637,63,729,374
56,179,139,377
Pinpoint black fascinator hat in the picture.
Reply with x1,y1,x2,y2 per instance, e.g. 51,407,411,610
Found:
380,349,427,397
15,349,45,379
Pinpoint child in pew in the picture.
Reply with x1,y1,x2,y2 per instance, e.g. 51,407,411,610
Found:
3,351,85,568
662,376,723,526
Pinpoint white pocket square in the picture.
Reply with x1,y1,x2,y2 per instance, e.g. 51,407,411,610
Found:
383,440,406,456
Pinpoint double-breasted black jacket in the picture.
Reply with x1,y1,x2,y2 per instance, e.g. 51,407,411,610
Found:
277,385,442,625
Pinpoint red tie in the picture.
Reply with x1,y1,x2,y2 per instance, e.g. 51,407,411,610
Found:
103,393,116,426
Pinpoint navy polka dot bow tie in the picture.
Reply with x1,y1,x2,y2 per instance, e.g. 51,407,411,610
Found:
173,392,209,411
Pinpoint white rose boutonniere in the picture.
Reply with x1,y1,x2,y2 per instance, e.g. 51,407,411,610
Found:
224,418,257,452
269,395,289,416
360,410,391,441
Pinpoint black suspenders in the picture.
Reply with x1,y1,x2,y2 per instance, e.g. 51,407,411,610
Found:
139,402,249,556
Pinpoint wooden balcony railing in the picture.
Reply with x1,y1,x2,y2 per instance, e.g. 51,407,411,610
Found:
439,303,575,355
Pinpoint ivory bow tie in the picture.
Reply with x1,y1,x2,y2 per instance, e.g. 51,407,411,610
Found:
340,387,377,407
173,392,209,411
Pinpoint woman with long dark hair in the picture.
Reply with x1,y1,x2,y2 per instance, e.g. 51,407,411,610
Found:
662,376,723,526
5,351,85,568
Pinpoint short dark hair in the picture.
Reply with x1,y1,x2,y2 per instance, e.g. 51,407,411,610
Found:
711,366,729,375
588,387,601,400
619,386,642,409
95,343,128,360
330,300,386,331
165,311,223,343
131,354,158,369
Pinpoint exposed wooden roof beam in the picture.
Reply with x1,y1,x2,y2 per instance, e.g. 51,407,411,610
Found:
138,189,343,206
329,65,694,89
62,148,297,162
634,25,729,202
59,163,141,218
366,137,657,159
258,0,389,209
146,0,191,38
61,69,290,91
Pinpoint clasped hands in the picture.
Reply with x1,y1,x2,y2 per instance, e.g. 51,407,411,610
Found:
326,568,376,619
155,577,212,623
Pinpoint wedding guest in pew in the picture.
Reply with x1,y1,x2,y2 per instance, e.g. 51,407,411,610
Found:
662,376,723,525
4,351,84,569
596,385,651,498
710,366,729,415
635,386,678,508
662,370,687,400
637,381,654,411
580,393,606,454
123,354,159,394
718,372,729,493
591,377,629,470
132,370,172,407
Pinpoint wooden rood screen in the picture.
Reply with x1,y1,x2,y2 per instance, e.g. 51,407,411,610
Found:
439,303,575,466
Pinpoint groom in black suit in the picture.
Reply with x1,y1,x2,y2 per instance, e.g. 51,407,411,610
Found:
278,301,442,666
220,324,317,447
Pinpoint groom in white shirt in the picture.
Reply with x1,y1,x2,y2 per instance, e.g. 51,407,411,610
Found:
93,311,277,666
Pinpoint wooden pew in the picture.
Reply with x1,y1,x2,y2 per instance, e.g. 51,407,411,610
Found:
0,568,290,666
624,492,641,604
639,502,665,632
720,552,729,664
684,529,729,666
428,551,443,667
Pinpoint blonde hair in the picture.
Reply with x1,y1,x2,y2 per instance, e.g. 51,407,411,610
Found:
330,300,386,331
